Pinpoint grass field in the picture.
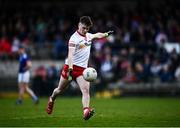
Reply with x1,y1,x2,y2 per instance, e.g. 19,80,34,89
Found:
0,97,180,127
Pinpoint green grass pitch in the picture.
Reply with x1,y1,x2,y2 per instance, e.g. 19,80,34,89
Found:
0,97,180,127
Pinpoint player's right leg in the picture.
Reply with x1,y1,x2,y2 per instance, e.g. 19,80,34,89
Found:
46,75,69,114
16,73,25,105
83,107,95,120
16,83,25,105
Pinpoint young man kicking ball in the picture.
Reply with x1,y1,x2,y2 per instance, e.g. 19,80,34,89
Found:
46,16,113,120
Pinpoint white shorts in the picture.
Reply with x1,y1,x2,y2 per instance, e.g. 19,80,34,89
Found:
18,71,30,83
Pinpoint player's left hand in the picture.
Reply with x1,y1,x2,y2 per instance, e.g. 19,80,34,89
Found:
68,68,73,81
105,30,114,37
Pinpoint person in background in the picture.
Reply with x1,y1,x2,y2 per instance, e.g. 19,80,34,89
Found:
16,45,39,105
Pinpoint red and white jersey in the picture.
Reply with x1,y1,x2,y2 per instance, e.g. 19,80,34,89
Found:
65,31,94,68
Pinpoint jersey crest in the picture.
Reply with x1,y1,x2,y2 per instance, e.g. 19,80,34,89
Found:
79,40,91,49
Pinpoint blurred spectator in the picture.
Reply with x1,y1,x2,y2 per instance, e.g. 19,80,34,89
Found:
119,48,129,77
123,28,131,43
122,63,137,83
33,65,47,96
128,47,137,63
0,36,12,60
93,38,108,52
11,36,20,53
155,29,168,46
142,55,152,82
52,34,67,59
135,61,144,82
100,53,114,80
11,36,20,59
159,65,174,83
91,51,103,73
46,63,58,96
111,54,121,81
35,17,47,46
99,53,114,91
150,58,163,77
175,64,180,82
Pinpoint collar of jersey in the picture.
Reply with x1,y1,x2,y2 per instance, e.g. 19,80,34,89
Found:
77,30,86,37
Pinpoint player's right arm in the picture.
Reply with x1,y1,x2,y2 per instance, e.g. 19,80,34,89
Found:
67,41,76,81
25,60,32,70
23,57,32,72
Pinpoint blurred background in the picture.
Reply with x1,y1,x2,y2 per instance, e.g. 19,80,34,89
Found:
0,0,180,98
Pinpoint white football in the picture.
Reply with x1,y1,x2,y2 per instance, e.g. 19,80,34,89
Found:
83,67,97,82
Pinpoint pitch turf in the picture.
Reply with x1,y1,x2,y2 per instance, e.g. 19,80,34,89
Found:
0,97,180,127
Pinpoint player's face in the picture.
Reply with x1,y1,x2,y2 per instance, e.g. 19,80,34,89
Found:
78,23,90,36
18,48,24,55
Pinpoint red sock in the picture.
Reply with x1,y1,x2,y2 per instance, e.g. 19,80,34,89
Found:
83,107,90,110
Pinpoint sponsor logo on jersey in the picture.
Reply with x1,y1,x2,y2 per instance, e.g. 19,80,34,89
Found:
79,40,91,49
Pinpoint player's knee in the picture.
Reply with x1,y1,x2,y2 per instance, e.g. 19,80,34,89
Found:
20,88,25,93
20,86,25,91
54,87,61,93
24,86,29,90
81,87,89,95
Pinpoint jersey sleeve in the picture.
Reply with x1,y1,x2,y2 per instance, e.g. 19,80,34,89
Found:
87,33,94,41
68,35,77,47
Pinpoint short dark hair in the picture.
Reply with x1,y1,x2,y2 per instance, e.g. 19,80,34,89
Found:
79,16,93,27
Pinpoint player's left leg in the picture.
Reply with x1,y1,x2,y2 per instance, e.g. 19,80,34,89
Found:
23,71,39,104
24,84,39,104
76,76,95,120
77,76,90,107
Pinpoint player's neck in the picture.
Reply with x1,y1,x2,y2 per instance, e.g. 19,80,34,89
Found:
77,30,86,37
